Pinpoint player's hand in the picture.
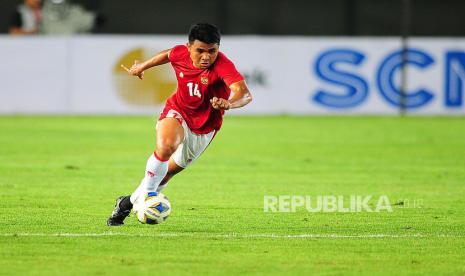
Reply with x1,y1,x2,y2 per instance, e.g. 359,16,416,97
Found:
210,97,231,110
121,60,145,79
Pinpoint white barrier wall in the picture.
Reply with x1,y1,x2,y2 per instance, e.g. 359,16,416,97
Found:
1,35,464,115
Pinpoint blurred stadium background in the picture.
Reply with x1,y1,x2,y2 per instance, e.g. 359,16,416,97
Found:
1,0,465,35
1,0,465,115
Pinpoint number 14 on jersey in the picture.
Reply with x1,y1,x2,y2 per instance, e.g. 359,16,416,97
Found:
187,82,201,98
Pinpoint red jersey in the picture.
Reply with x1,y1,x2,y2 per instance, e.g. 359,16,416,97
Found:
160,45,244,134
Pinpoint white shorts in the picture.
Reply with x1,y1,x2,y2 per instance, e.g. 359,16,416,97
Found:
157,109,216,168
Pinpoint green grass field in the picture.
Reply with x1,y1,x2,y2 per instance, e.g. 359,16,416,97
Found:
1,116,464,275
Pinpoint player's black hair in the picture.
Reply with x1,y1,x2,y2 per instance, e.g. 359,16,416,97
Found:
188,23,221,45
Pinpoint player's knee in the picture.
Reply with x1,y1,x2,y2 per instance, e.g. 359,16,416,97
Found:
156,140,179,159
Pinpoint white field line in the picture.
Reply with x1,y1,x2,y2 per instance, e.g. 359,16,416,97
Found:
0,233,462,239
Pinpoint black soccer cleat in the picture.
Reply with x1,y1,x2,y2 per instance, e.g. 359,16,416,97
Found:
107,196,132,226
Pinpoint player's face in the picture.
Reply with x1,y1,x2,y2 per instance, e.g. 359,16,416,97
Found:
188,40,220,69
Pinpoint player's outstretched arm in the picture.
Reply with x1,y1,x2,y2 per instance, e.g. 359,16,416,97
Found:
210,80,252,110
120,48,172,79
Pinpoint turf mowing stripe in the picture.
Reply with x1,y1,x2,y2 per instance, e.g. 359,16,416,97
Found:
0,233,462,238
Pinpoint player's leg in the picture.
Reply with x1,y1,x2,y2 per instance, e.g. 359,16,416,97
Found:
131,118,184,200
131,157,184,197
107,118,183,226
140,117,184,193
153,127,216,192
157,158,184,192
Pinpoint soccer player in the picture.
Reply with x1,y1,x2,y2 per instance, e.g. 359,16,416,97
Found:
107,23,252,226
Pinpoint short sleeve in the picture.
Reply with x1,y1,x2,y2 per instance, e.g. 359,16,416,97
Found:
168,45,187,63
215,53,244,87
10,11,22,28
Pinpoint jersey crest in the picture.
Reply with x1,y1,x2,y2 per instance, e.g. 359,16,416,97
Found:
200,76,208,85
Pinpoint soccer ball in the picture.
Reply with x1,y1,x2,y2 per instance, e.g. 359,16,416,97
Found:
134,192,171,224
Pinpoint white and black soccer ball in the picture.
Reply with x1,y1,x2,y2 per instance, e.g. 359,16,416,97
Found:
134,192,171,224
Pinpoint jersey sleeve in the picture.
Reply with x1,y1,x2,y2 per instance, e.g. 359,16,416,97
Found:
215,53,244,87
168,45,187,63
